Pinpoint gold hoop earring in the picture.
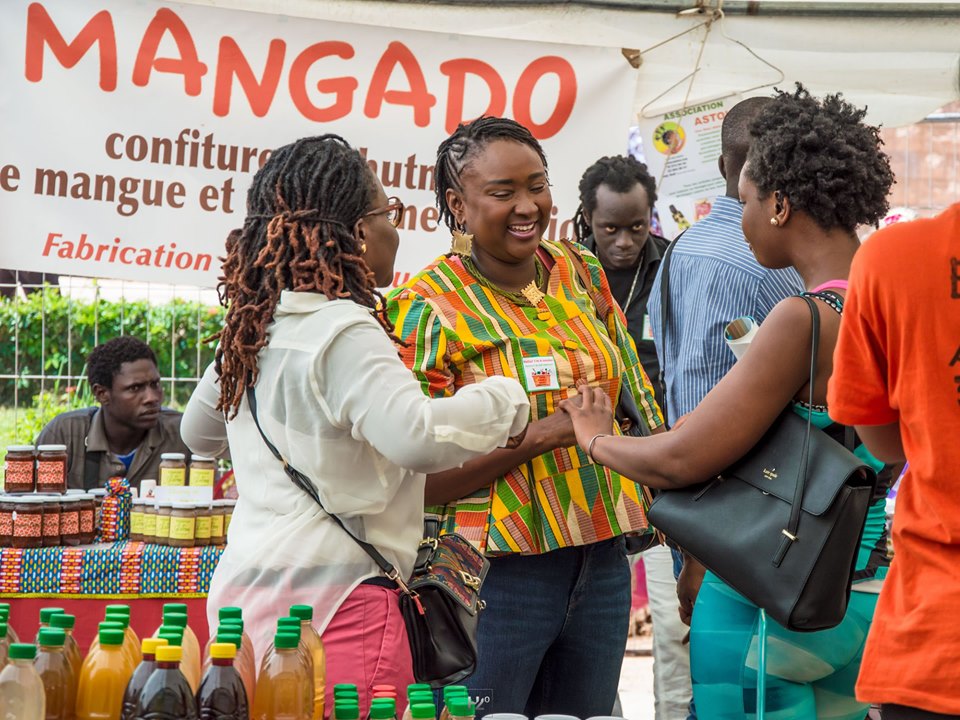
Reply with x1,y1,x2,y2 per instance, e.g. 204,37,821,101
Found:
769,217,780,226
451,228,474,256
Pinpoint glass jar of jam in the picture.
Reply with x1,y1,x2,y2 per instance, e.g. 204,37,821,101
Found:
12,496,44,548
4,446,36,493
210,500,226,546
0,494,15,547
88,488,107,536
188,456,216,487
129,499,145,543
168,503,196,548
77,493,96,544
59,495,81,546
222,499,236,539
155,502,173,546
159,453,186,486
35,445,68,494
142,502,157,544
193,502,211,547
40,495,61,547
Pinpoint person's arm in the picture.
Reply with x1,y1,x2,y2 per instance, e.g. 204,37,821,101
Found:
180,362,230,459
561,296,817,489
855,420,906,464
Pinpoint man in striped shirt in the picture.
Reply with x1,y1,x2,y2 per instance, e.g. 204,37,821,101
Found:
646,96,803,719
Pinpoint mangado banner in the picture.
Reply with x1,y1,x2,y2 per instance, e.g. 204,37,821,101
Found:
0,0,636,287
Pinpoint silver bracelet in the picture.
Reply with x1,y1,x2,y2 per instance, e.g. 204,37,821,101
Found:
587,433,610,464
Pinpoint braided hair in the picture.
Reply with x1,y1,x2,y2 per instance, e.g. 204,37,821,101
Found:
214,134,395,417
435,116,548,232
572,155,658,241
745,85,893,233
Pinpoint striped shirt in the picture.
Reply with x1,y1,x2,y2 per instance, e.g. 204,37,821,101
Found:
386,239,663,555
647,196,803,423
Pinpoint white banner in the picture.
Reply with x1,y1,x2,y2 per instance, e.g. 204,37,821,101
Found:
0,0,636,287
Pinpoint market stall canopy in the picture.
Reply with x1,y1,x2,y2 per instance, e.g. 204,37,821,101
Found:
179,0,960,127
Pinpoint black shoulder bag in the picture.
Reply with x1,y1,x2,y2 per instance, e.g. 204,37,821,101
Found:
245,387,489,687
646,295,878,631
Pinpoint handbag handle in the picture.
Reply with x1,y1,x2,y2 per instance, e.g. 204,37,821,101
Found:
771,294,819,567
244,386,412,591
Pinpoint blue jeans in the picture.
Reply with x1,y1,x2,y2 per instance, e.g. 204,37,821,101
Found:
466,537,631,716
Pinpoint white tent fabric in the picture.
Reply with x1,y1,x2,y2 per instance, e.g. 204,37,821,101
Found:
181,0,959,127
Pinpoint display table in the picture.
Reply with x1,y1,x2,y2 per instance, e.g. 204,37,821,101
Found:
1,542,223,650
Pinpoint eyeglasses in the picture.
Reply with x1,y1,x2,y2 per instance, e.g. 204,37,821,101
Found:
363,196,404,228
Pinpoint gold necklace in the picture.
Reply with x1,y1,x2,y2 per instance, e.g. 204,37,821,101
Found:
462,256,546,306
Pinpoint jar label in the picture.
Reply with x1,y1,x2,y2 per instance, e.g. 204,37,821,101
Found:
195,515,211,539
130,510,144,535
210,514,225,538
61,510,80,535
156,514,171,538
15,512,42,538
43,512,60,535
4,459,35,490
36,460,66,489
189,468,215,487
142,513,157,537
169,516,196,540
225,513,233,535
0,510,13,535
160,468,186,486
80,509,94,533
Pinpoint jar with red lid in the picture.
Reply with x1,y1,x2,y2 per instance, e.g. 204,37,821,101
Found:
35,444,67,494
11,496,44,548
77,493,95,544
4,445,36,493
59,495,82,546
0,494,14,546
40,495,61,547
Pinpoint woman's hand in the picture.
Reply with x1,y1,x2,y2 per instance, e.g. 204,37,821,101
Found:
677,553,707,626
559,382,615,453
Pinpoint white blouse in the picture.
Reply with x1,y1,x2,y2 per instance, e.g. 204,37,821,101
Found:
181,291,529,661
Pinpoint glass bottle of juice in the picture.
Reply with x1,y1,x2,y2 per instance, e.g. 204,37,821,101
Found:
439,687,468,720
289,604,326,720
35,606,65,641
252,631,311,720
370,698,398,720
120,637,168,720
196,642,249,720
105,605,142,665
155,611,201,693
49,613,82,681
76,628,135,720
34,627,74,720
214,629,255,708
132,645,198,720
0,643,45,719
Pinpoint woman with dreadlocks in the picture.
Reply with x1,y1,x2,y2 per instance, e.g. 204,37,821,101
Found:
385,117,663,715
181,134,530,710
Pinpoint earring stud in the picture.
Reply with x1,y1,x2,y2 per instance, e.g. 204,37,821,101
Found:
360,242,367,254
770,218,780,226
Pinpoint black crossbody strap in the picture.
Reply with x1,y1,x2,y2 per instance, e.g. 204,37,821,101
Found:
245,386,404,584
772,295,819,567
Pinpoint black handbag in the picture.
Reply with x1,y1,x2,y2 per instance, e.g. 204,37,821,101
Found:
646,295,878,632
246,387,488,687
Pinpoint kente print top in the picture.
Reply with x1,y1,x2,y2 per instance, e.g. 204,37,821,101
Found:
387,238,664,555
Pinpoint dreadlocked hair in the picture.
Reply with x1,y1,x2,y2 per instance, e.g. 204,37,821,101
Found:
745,84,893,233
435,116,548,232
572,155,658,241
214,134,397,417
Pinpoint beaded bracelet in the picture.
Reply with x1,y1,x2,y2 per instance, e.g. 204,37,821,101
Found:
587,433,610,464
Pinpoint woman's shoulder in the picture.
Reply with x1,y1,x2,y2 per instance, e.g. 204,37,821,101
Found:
388,254,476,309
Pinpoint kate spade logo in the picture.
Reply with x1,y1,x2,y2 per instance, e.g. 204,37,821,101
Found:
763,467,778,480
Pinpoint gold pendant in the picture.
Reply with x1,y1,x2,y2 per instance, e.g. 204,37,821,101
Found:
520,281,545,306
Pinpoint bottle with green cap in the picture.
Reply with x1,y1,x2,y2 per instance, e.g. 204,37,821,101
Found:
34,627,73,720
197,642,249,720
410,703,438,720
276,616,315,697
49,613,82,681
445,698,475,720
208,607,255,670
35,606,64,642
76,628,135,720
289,604,326,720
153,607,201,694
370,697,398,720
0,643,45,719
120,637,169,720
86,619,135,669
252,631,312,720
213,627,254,707
0,621,9,668
334,700,361,720
133,644,198,719
402,692,434,720
0,603,19,644
439,686,469,720
106,604,142,665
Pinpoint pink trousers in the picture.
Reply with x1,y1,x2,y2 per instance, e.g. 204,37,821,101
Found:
321,582,415,717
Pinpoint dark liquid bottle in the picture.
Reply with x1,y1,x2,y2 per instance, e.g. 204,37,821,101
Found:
121,638,167,720
134,645,198,720
197,642,249,720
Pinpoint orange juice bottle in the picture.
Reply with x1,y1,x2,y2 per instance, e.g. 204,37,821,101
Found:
0,643,45,719
105,605,142,666
120,637,168,720
289,605,326,720
132,645,198,719
154,610,201,693
276,617,314,684
34,627,74,720
50,613,82,681
252,631,312,720
197,642,248,720
76,627,135,720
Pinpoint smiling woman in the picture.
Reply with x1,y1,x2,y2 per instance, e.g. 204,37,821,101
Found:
386,116,664,716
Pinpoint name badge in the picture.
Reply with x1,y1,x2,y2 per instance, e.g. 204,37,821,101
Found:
642,313,655,341
521,356,561,392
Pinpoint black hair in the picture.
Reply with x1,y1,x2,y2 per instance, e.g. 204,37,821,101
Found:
720,96,774,184
572,155,658,241
87,336,157,388
745,84,893,233
215,134,393,416
435,116,548,232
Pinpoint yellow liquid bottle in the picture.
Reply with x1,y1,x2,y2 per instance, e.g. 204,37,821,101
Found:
289,605,326,720
76,628,135,720
0,643,46,719
105,605,142,666
252,631,312,720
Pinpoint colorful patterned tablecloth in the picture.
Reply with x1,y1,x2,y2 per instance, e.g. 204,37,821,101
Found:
0,542,224,598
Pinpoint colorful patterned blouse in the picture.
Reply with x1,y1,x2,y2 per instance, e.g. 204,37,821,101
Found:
386,238,664,555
